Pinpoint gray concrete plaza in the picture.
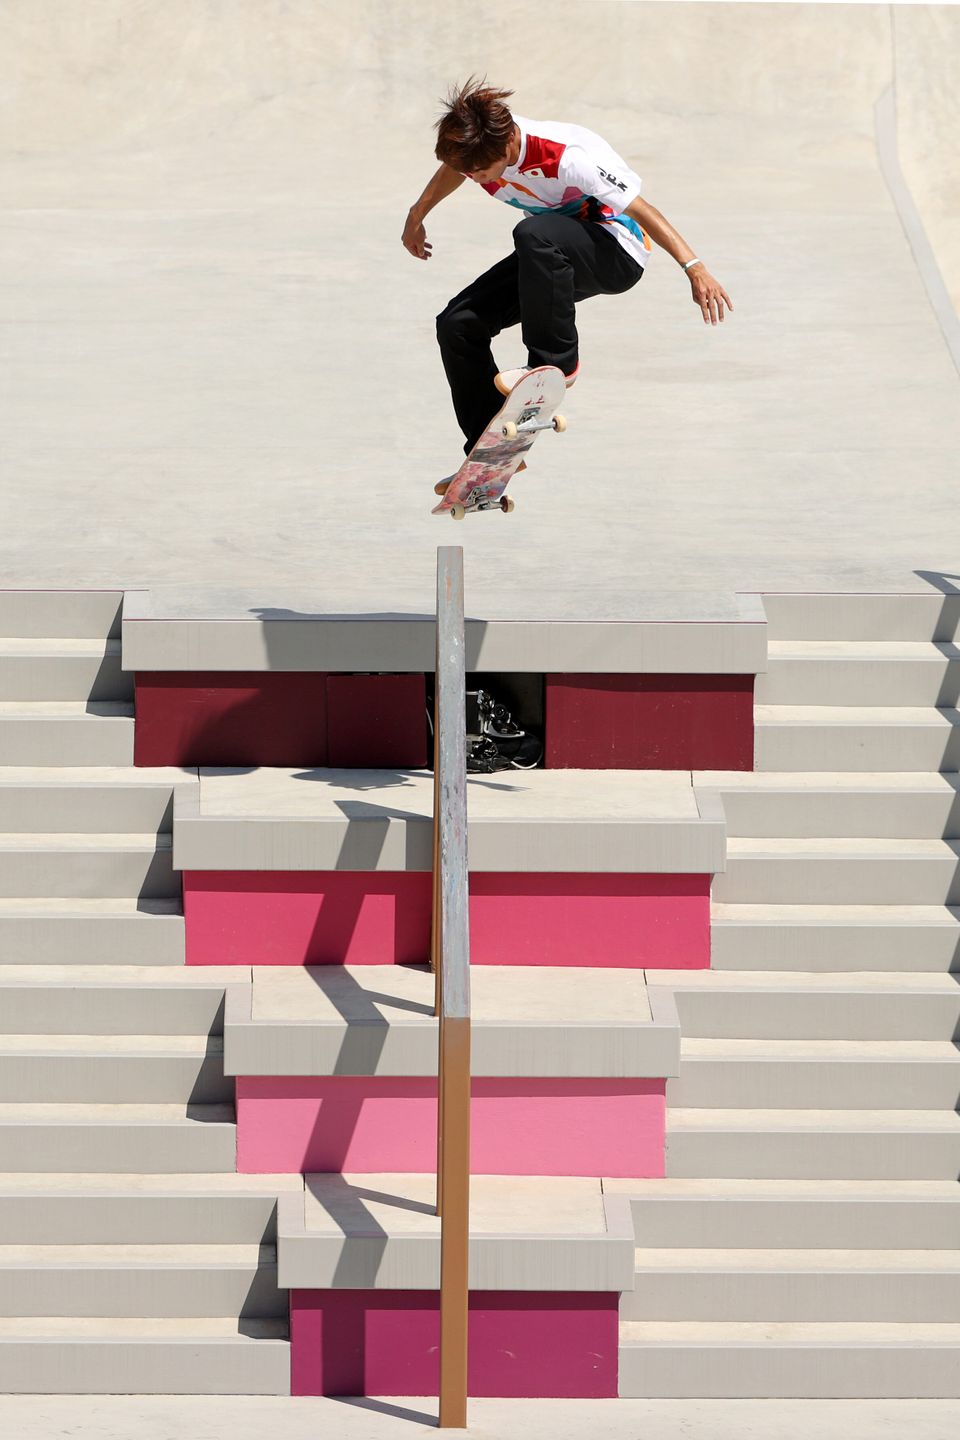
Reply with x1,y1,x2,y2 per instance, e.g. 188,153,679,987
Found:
1,1394,959,1438
2,1,959,613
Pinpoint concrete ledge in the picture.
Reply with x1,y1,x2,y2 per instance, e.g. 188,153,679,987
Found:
0,767,197,833
277,1175,636,1292
223,966,680,1079
173,768,725,875
121,588,767,675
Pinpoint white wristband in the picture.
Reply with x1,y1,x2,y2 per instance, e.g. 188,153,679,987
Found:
682,258,702,271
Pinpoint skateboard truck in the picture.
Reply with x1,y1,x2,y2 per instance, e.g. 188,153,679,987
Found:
502,414,567,440
447,495,515,520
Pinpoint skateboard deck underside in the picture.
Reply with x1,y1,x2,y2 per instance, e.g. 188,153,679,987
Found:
432,365,566,516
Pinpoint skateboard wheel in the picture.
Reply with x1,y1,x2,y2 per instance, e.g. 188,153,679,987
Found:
552,413,567,432
434,479,450,496
500,496,515,514
450,503,466,521
501,421,519,440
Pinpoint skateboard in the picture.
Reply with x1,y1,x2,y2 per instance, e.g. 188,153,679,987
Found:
432,365,567,519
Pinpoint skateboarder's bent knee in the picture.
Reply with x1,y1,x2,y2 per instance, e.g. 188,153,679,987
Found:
513,213,556,246
436,302,490,354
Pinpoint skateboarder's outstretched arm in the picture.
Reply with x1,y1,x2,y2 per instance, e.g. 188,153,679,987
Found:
625,195,733,326
402,164,466,260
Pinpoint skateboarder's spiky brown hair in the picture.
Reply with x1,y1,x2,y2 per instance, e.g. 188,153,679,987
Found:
435,76,515,173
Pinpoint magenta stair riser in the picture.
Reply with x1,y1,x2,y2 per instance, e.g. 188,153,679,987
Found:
290,1289,619,1397
183,871,710,967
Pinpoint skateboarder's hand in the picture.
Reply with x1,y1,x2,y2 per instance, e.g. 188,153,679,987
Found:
402,209,433,261
688,266,733,325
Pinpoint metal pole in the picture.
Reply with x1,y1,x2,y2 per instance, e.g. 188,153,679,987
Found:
434,546,471,1428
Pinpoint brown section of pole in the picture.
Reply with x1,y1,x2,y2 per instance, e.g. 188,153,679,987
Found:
438,1015,471,1428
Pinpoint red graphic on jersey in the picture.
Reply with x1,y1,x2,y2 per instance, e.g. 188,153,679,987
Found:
519,135,565,179
482,177,542,201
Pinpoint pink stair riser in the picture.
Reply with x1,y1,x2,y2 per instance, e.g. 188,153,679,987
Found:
183,871,710,967
236,1077,665,1177
290,1288,620,1398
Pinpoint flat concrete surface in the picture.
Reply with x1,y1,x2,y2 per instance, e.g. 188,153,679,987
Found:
282,1173,633,1292
0,768,195,786
198,768,698,821
179,767,721,874
2,1,959,604
0,1172,302,1194
303,1174,607,1237
0,1395,958,1439
135,584,757,624
249,964,653,1025
602,1176,960,1197
228,966,673,1080
0,964,249,986
696,770,960,790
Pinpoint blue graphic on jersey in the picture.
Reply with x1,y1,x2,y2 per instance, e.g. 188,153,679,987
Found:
501,196,585,217
610,212,648,246
499,193,648,249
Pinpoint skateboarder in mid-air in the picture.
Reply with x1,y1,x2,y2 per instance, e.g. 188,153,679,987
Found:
402,78,733,479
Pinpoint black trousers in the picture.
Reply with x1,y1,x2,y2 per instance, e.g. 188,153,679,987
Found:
436,212,643,453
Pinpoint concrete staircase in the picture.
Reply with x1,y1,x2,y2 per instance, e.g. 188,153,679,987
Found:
619,594,960,1398
0,591,134,765
6,586,960,1398
0,593,291,1393
0,965,293,1393
0,590,183,964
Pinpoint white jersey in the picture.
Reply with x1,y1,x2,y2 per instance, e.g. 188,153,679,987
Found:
477,115,651,269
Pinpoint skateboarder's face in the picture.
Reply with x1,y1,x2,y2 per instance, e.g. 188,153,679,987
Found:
465,125,521,185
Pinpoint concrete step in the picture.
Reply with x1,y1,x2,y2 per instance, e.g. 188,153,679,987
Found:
668,1038,960,1109
0,639,131,702
283,1173,632,1294
0,899,184,965
695,771,960,839
761,593,960,643
755,706,960,772
667,1108,960,1179
0,703,134,766
659,971,960,1040
0,967,229,1034
0,591,123,640
711,903,960,972
0,1103,236,1172
226,963,676,1080
756,642,960,707
713,837,960,906
0,1035,233,1103
0,768,186,833
0,833,177,900
0,1244,284,1318
0,1316,290,1394
0,1173,301,1244
622,1248,960,1322
607,1178,960,1250
618,1320,960,1397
